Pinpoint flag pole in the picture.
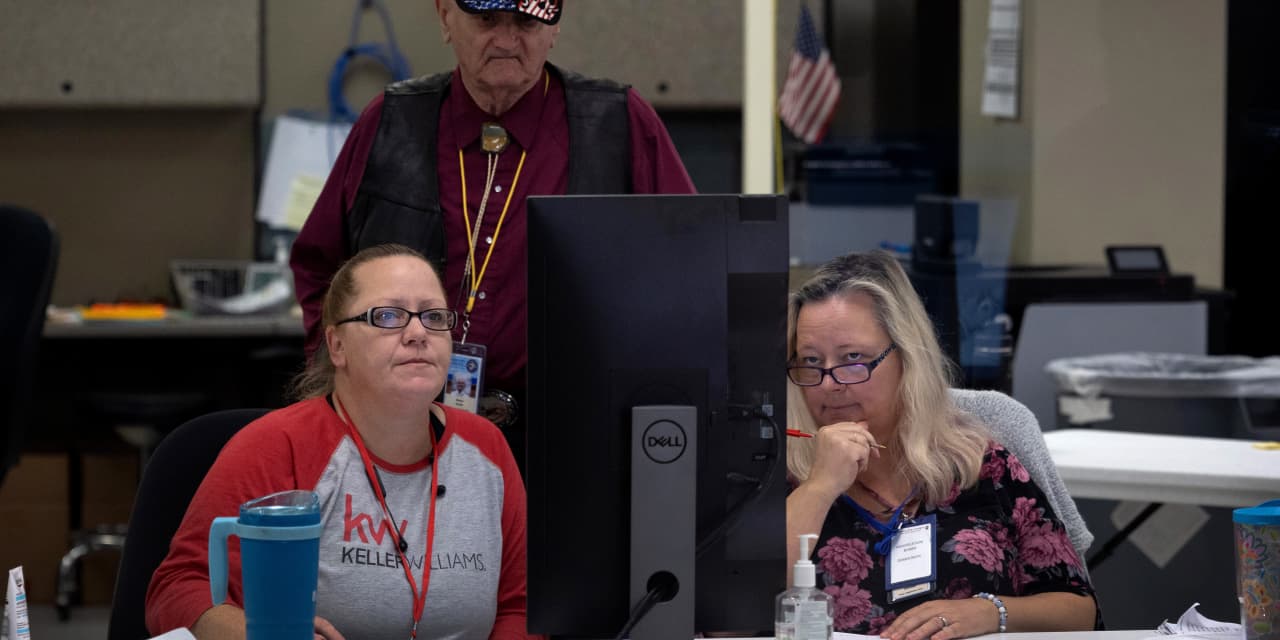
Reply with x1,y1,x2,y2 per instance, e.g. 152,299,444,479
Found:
742,0,776,194
774,0,785,195
775,100,785,195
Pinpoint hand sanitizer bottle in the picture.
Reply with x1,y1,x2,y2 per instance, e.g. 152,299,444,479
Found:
776,533,833,640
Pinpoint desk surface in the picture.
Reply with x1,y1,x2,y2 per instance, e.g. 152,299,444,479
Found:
1045,428,1280,508
721,632,1152,640
974,634,1149,640
34,311,306,432
946,633,1147,640
43,313,304,339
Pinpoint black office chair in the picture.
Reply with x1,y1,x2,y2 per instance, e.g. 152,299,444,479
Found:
106,408,269,640
0,204,60,488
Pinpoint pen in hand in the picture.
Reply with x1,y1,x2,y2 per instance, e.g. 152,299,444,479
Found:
785,429,887,448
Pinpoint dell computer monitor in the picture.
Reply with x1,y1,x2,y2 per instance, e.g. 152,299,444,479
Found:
526,194,789,637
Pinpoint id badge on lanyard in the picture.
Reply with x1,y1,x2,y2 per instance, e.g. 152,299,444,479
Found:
444,342,486,414
885,514,937,603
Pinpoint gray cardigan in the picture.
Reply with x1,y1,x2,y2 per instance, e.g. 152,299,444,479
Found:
950,388,1094,567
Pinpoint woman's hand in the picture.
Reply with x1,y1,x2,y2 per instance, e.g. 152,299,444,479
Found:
805,421,882,500
787,421,884,580
880,596,997,640
314,616,346,640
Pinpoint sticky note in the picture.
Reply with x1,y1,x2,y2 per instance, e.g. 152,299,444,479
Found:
283,174,326,231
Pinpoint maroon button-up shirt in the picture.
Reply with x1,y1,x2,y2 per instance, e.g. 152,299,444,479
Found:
291,67,696,392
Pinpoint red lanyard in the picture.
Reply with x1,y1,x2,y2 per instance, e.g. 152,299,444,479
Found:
334,395,440,639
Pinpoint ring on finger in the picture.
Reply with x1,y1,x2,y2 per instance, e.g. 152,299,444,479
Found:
937,615,950,628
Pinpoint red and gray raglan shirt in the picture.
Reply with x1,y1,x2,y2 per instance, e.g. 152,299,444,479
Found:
146,397,529,639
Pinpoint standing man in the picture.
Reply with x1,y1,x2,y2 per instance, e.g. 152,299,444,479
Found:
291,0,696,467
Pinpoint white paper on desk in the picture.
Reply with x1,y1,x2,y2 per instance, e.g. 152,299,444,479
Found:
147,629,196,640
1149,602,1241,638
981,0,1021,118
209,278,292,314
720,635,877,640
256,115,353,231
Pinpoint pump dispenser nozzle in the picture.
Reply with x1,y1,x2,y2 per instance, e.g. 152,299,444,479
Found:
793,533,818,588
778,533,833,640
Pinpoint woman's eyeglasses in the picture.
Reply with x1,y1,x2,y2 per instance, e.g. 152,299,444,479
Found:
786,343,897,386
337,306,457,332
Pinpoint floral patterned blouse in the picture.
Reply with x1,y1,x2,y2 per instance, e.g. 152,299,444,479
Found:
808,442,1099,634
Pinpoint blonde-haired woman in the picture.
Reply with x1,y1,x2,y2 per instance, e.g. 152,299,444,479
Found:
785,251,1098,639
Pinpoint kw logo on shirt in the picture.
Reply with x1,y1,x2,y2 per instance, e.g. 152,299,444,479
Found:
338,493,486,572
342,494,406,546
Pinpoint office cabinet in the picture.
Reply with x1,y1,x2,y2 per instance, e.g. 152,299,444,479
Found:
0,1,261,107
550,0,810,108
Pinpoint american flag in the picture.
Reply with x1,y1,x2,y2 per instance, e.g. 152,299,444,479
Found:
779,5,841,144
517,0,560,23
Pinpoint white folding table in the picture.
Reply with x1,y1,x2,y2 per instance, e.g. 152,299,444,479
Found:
1045,428,1280,567
1044,429,1280,508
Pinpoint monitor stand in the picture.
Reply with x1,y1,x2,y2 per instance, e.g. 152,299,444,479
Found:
630,405,697,640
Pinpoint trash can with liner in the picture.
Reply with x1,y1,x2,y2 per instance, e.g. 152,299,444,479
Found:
1047,352,1280,439
1042,352,1280,629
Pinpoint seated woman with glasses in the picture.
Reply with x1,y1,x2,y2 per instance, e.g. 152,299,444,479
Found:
785,251,1099,639
147,244,528,640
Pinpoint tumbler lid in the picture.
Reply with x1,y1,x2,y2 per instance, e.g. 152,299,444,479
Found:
240,490,321,527
1233,499,1280,525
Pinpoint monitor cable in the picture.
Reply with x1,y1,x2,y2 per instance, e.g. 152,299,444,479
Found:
695,403,783,558
612,574,678,640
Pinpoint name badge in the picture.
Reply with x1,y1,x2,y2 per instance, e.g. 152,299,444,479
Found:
888,581,933,603
444,342,486,414
885,514,936,602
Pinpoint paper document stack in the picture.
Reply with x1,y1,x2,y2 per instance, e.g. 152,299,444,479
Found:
1150,602,1243,639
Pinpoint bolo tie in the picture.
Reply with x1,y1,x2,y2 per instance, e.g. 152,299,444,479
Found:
458,122,522,342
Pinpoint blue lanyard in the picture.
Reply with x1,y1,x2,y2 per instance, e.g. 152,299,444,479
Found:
840,489,918,556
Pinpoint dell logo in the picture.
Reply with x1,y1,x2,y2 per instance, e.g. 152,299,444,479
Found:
647,435,683,448
641,419,688,464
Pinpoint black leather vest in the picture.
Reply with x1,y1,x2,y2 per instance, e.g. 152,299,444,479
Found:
344,64,633,273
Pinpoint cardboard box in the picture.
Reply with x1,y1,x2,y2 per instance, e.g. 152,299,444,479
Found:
0,452,138,606
80,452,137,604
0,453,70,605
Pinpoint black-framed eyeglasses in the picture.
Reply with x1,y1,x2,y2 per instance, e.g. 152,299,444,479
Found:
786,343,898,387
336,306,457,332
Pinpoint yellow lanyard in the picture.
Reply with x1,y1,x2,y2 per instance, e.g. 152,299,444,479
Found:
457,71,548,318
459,149,525,315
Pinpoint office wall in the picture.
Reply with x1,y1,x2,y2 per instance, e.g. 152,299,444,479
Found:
264,0,449,119
961,0,1226,287
0,110,257,306
960,0,1037,264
